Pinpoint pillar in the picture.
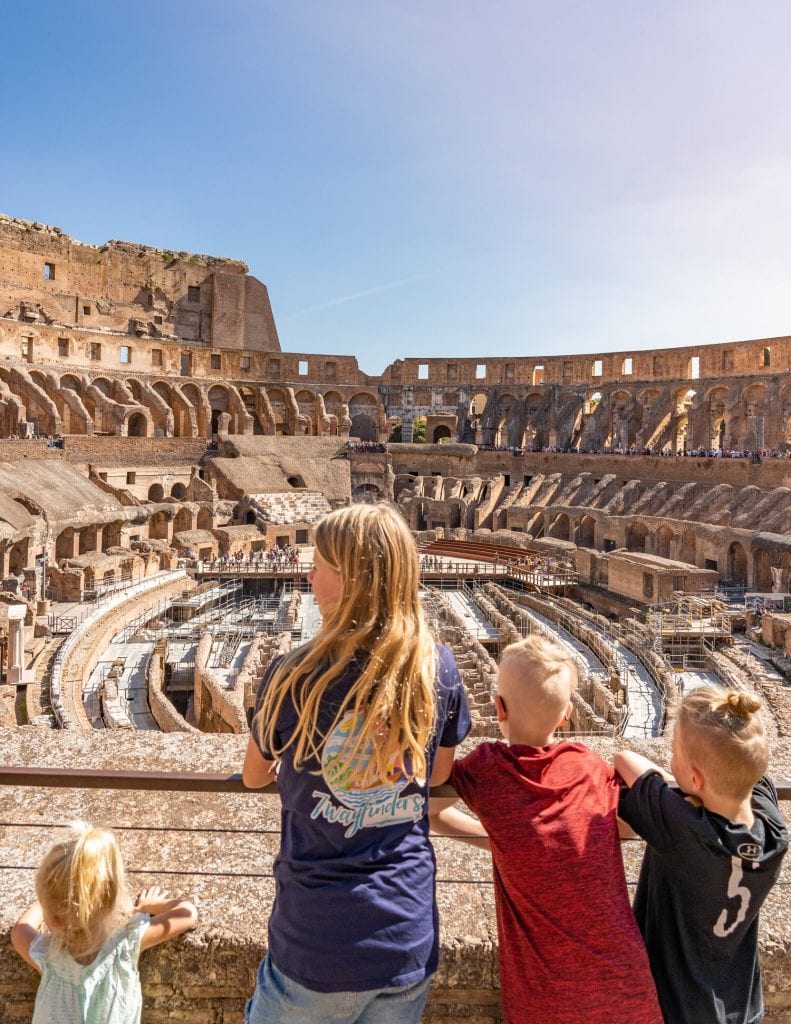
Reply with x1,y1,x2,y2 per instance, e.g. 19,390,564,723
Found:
7,604,29,685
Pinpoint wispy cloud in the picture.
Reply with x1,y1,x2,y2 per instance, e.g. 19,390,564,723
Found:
281,269,445,321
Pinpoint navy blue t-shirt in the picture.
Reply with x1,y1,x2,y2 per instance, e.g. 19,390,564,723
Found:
252,643,471,992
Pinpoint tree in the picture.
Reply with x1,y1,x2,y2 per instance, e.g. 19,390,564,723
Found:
412,417,427,443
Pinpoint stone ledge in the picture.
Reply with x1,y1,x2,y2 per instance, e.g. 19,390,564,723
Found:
0,730,788,1022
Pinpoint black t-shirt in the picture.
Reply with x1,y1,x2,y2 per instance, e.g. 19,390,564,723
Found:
619,773,788,1024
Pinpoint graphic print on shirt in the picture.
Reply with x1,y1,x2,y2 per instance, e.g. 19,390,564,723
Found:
713,855,753,938
311,710,424,838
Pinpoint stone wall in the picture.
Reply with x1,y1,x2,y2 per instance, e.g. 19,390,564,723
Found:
0,730,789,1022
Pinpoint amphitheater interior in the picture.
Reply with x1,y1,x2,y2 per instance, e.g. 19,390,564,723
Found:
0,212,789,1022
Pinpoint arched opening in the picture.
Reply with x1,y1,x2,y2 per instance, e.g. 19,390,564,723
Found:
197,507,213,529
679,530,696,565
549,513,570,541
287,475,305,488
173,507,193,533
171,483,187,500
433,425,452,443
352,483,383,503
576,515,596,548
55,528,75,560
727,542,748,585
127,412,147,437
148,484,165,502
350,413,376,441
9,538,29,574
149,511,170,541
626,522,649,552
752,547,773,592
79,525,99,555
655,526,673,559
245,510,257,524
102,522,122,552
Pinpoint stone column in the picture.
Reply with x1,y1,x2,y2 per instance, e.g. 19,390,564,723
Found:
7,604,28,685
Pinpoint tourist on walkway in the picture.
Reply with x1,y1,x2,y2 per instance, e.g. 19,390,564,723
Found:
242,503,470,1024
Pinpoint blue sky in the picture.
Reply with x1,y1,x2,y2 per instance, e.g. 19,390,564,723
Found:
2,1,791,374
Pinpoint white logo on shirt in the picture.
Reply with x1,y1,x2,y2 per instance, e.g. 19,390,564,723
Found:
713,856,752,938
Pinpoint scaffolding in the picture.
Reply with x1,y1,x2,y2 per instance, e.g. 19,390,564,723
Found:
646,595,732,670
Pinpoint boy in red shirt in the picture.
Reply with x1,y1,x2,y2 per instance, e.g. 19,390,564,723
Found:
430,636,661,1024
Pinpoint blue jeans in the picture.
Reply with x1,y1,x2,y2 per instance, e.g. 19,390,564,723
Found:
245,954,432,1024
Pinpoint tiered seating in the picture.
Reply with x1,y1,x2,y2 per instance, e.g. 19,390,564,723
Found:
252,491,331,525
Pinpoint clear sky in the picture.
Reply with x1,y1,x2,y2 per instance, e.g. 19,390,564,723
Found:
2,1,791,374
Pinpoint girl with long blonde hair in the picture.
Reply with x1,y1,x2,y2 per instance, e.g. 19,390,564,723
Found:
242,502,470,1024
11,822,197,1024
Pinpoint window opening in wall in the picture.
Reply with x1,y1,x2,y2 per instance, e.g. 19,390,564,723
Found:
503,474,510,486
151,349,163,367
21,337,32,361
523,475,532,485
325,361,337,378
672,576,685,591
603,538,616,552
296,529,308,544
188,285,201,303
689,355,700,379
446,362,458,381
180,352,192,377
504,362,515,382
475,363,487,379
240,356,250,371
269,358,280,376
705,559,718,571
58,338,69,357
532,365,545,386
622,357,633,375
298,359,309,376
763,347,771,367
211,353,221,370
154,315,163,325
83,305,91,316
432,471,442,477
418,364,429,380
592,359,603,377
126,472,136,485
643,573,654,599
90,342,101,361
120,346,131,364
722,350,734,372
43,262,55,280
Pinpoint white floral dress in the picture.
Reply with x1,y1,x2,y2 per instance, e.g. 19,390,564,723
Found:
29,913,150,1024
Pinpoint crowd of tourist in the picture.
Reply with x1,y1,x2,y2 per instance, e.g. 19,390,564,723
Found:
195,545,303,570
345,440,387,453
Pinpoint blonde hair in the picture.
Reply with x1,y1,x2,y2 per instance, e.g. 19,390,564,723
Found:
676,687,768,799
36,822,131,960
500,634,579,690
255,503,438,785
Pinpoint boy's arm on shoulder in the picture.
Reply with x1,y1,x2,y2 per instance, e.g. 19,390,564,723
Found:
140,899,198,952
10,901,45,971
614,749,672,787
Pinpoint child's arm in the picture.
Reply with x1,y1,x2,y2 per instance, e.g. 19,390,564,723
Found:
11,901,45,971
242,733,277,788
134,886,198,951
614,750,673,788
429,797,491,850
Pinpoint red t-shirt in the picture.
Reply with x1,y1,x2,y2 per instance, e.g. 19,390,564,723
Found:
451,740,662,1024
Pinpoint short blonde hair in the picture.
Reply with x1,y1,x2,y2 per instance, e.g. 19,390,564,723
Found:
676,687,768,800
500,634,579,690
36,822,130,959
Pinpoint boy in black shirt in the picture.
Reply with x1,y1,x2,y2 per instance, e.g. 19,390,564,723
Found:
616,687,788,1024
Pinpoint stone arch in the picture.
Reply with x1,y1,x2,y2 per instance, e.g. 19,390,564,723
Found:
173,506,194,533
55,528,75,560
352,483,383,503
91,377,114,397
295,390,317,435
238,386,265,434
576,515,596,548
9,537,29,574
752,546,773,592
208,385,229,435
780,552,791,592
626,522,649,552
679,529,696,565
171,482,187,499
102,521,122,551
350,413,377,441
549,512,571,541
727,541,749,585
148,483,165,502
60,374,82,392
495,392,517,446
433,424,452,443
245,509,257,524
655,524,674,559
127,412,147,437
149,510,170,540
197,507,213,530
266,388,289,434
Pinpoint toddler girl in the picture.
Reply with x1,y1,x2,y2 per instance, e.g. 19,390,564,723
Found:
11,821,197,1024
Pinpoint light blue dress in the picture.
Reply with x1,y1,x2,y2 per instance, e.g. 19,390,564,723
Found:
29,913,150,1024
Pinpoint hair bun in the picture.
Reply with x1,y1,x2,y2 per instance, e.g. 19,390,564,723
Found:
722,691,761,720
